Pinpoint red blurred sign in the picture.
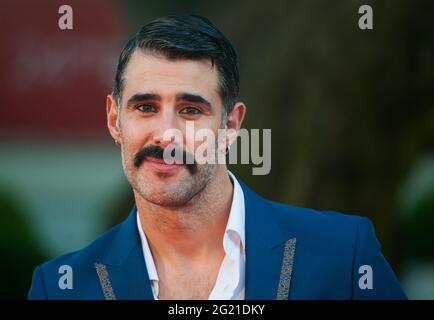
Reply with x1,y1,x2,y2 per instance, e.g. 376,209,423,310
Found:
0,0,125,139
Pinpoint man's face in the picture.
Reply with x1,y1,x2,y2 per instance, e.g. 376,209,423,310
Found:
109,50,226,207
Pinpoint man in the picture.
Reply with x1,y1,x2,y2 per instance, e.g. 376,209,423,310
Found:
28,14,407,300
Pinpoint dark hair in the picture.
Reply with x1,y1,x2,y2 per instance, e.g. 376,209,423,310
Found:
112,14,239,114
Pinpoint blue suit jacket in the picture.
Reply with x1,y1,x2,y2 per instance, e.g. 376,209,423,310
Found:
28,180,407,300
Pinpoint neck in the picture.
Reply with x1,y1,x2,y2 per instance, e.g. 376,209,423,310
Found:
135,166,234,265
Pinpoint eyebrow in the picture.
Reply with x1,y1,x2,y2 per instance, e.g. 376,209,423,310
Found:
175,93,212,109
126,93,161,106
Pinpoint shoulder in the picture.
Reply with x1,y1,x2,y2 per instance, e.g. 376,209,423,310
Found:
267,199,367,231
265,199,371,252
28,221,126,299
41,223,121,271
265,200,407,299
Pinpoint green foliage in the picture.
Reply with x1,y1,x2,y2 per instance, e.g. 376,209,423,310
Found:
0,192,46,299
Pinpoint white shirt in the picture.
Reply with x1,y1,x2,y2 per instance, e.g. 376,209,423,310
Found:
136,171,246,300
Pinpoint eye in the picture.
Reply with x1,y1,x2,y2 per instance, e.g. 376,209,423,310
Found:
136,104,157,113
180,106,202,115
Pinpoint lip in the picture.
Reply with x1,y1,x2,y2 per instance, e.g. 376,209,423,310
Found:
145,157,182,174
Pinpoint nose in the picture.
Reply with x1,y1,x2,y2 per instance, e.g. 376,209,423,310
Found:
151,108,182,148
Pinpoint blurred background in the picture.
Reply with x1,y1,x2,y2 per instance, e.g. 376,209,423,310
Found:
0,0,433,299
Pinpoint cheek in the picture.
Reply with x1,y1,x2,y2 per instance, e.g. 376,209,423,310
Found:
121,121,148,147
190,132,220,158
185,121,221,151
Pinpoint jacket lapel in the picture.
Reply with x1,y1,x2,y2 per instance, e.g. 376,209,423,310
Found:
94,179,298,300
240,181,297,300
95,207,154,300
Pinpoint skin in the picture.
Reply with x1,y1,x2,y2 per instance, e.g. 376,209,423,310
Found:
106,50,246,299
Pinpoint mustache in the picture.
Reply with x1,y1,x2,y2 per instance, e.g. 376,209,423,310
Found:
133,145,197,175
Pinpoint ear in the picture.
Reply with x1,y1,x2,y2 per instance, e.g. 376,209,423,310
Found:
106,94,121,143
225,101,246,145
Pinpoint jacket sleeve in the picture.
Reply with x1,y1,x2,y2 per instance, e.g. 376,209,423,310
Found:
352,217,407,299
28,266,48,300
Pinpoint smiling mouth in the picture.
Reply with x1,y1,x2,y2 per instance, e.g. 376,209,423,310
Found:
145,157,183,174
